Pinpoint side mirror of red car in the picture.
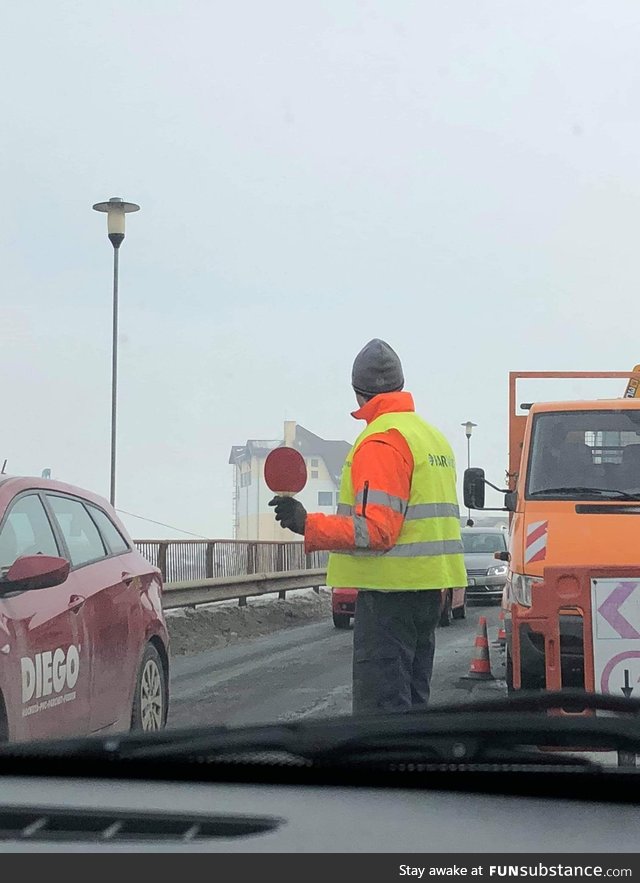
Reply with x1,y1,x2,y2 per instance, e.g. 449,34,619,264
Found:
0,555,70,595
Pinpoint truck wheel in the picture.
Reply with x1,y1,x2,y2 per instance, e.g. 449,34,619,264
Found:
506,647,543,694
506,646,514,694
439,591,453,627
333,612,351,629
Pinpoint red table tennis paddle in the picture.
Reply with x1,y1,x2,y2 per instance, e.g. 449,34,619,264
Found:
264,446,307,497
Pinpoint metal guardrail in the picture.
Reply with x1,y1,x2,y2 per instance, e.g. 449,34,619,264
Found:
133,539,329,584
162,568,328,610
132,540,330,610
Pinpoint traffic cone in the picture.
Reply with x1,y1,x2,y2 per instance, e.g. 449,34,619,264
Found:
495,610,507,646
462,616,494,680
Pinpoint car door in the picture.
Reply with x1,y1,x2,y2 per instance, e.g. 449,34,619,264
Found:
0,492,88,741
84,502,145,732
45,493,141,734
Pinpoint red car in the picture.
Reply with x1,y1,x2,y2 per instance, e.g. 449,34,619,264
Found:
0,475,169,742
332,585,466,629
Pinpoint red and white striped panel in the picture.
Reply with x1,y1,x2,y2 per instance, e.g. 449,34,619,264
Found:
525,520,548,565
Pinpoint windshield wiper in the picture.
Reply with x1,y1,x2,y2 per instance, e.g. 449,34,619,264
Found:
3,691,640,768
531,486,640,501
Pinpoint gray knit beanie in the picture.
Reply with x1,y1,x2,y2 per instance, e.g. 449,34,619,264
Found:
351,339,405,397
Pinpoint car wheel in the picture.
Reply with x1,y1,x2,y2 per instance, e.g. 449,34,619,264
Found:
439,591,453,627
452,596,466,620
131,643,167,732
332,612,351,629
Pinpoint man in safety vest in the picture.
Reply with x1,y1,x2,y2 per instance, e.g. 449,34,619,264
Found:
269,339,467,714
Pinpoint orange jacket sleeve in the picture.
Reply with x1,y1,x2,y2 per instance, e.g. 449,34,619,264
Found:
304,429,414,553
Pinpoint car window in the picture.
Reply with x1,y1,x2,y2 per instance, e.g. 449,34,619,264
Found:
0,494,59,573
87,505,130,556
462,533,507,554
46,495,107,567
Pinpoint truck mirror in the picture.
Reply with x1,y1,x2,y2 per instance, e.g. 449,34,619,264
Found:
463,467,486,510
505,491,517,512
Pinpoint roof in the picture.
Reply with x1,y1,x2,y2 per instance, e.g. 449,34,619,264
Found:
293,425,351,485
228,440,280,464
229,425,351,485
529,399,640,413
0,475,113,511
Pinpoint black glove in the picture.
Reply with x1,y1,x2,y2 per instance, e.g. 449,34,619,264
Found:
268,496,307,535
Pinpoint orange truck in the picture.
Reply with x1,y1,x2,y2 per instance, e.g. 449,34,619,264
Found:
464,369,640,695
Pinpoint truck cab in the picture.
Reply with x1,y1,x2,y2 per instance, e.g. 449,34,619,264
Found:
464,370,640,694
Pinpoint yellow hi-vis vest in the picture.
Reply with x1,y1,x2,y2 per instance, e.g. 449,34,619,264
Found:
327,411,467,591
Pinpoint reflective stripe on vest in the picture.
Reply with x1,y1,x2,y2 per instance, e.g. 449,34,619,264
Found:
355,489,408,514
353,515,371,549
327,411,467,591
341,538,465,558
337,500,460,521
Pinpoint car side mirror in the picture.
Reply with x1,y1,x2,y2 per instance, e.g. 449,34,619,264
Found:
0,555,70,595
494,551,510,562
463,467,486,510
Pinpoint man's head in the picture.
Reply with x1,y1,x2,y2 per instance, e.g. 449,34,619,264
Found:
352,338,405,406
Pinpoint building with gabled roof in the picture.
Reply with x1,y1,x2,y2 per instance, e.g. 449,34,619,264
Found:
229,421,351,540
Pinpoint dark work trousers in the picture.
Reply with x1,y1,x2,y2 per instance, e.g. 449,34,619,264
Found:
352,589,442,715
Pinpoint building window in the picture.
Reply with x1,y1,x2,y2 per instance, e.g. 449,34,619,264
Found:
310,458,319,467
318,492,333,507
240,471,251,488
311,470,319,480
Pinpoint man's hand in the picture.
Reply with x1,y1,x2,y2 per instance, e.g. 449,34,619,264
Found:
268,496,307,535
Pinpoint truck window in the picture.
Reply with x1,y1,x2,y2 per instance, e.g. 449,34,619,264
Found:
526,410,640,498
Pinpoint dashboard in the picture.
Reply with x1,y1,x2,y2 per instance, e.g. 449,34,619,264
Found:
0,774,638,852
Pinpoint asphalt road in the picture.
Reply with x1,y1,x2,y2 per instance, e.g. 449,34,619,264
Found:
167,602,505,729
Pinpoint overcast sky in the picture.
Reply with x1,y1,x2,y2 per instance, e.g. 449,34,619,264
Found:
2,1,640,539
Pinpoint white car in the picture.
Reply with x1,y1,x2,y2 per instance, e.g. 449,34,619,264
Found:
461,527,509,603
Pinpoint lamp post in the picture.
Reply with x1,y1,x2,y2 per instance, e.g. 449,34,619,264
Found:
461,421,478,527
92,197,140,507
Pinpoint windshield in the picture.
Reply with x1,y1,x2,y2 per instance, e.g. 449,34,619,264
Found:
462,532,507,554
3,0,640,796
527,410,640,499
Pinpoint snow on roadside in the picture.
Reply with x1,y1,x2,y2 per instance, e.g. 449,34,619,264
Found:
166,587,334,657
164,585,329,617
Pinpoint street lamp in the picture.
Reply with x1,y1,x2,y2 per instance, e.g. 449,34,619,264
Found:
92,197,140,507
461,421,478,527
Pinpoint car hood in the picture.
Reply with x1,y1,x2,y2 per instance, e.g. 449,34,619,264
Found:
463,553,499,572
